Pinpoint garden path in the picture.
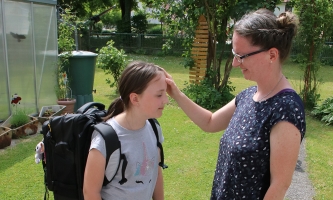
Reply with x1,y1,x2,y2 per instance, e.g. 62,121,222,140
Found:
285,139,315,199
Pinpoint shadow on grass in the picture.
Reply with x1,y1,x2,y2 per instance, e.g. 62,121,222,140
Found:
0,133,43,173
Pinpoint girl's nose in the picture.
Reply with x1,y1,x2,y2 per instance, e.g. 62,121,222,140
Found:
164,94,169,104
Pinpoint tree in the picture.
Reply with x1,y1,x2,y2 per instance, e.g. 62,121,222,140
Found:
58,0,155,34
150,0,279,107
118,0,153,33
293,0,333,109
119,0,136,33
57,0,115,18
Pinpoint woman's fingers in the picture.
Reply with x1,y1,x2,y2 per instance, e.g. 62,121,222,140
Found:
161,68,172,79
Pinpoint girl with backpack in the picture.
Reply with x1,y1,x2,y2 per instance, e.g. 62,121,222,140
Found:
84,61,168,200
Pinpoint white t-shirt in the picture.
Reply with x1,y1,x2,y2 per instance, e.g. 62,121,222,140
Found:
89,118,164,200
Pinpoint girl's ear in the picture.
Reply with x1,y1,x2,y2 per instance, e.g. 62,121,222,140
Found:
129,93,139,106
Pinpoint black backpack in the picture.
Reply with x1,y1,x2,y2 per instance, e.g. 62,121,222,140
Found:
40,102,167,200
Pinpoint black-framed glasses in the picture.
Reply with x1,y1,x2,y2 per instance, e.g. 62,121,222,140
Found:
232,49,266,63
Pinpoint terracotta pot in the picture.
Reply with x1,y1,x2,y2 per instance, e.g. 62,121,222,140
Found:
57,99,76,114
0,126,12,149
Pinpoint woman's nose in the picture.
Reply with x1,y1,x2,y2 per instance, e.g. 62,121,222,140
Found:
232,57,240,67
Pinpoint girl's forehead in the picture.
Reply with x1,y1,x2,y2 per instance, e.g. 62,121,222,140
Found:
146,72,166,88
151,71,165,81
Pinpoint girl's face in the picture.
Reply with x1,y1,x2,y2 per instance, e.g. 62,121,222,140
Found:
137,71,169,119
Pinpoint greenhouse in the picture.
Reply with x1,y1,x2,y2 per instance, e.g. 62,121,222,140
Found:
0,0,58,120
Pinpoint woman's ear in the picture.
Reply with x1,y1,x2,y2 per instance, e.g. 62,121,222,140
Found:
269,48,279,63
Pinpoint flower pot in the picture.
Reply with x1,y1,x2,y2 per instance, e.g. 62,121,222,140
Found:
38,105,66,124
1,116,39,139
0,126,12,149
57,99,76,114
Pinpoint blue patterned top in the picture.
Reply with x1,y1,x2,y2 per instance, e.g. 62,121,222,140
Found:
211,86,306,200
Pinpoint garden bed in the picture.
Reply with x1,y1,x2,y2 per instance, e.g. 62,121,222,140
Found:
0,126,12,149
1,116,39,139
38,105,66,124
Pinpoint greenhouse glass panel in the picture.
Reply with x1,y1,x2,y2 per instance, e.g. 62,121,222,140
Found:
0,0,57,121
5,1,36,113
33,3,57,107
0,1,10,120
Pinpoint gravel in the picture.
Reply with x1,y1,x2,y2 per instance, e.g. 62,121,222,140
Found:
285,139,315,200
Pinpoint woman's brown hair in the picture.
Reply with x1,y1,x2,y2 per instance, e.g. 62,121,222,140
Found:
234,8,299,63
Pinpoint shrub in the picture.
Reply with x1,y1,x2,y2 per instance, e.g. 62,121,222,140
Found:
182,70,235,110
92,21,103,33
311,97,333,125
131,12,148,34
96,40,127,88
320,44,333,66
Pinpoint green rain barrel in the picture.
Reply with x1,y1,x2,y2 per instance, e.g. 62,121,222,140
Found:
66,51,98,111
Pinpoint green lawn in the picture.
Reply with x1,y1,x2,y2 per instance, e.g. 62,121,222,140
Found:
0,54,332,199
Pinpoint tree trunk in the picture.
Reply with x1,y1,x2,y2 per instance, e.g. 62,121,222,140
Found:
303,39,315,105
119,0,132,33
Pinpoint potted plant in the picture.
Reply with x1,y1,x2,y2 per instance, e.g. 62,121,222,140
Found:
1,108,39,139
55,69,76,114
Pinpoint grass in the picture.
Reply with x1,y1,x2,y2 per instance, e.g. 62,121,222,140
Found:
0,54,332,199
0,134,45,199
305,117,333,199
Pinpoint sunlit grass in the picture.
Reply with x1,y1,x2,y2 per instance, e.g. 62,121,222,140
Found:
0,54,332,199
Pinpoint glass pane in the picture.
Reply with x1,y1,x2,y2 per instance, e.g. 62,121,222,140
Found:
0,1,10,120
5,0,35,114
33,4,57,108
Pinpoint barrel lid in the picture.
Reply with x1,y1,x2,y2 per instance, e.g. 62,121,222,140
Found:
71,51,97,57
59,51,97,57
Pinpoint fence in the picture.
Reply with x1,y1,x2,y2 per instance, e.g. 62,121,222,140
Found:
82,33,333,65
85,33,184,55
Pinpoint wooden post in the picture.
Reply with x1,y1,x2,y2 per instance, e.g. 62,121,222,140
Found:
189,15,208,84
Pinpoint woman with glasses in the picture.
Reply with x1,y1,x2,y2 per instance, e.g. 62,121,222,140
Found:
165,8,306,200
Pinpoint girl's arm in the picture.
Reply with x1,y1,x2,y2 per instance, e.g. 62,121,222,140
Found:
83,149,106,200
264,121,301,200
165,76,236,132
153,149,164,200
152,166,164,200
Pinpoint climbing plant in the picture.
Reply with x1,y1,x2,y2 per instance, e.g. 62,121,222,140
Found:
292,0,333,109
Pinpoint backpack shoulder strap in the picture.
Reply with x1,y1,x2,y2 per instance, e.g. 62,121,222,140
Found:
94,122,128,185
148,119,168,169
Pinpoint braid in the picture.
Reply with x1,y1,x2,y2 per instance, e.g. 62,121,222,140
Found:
234,8,299,63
